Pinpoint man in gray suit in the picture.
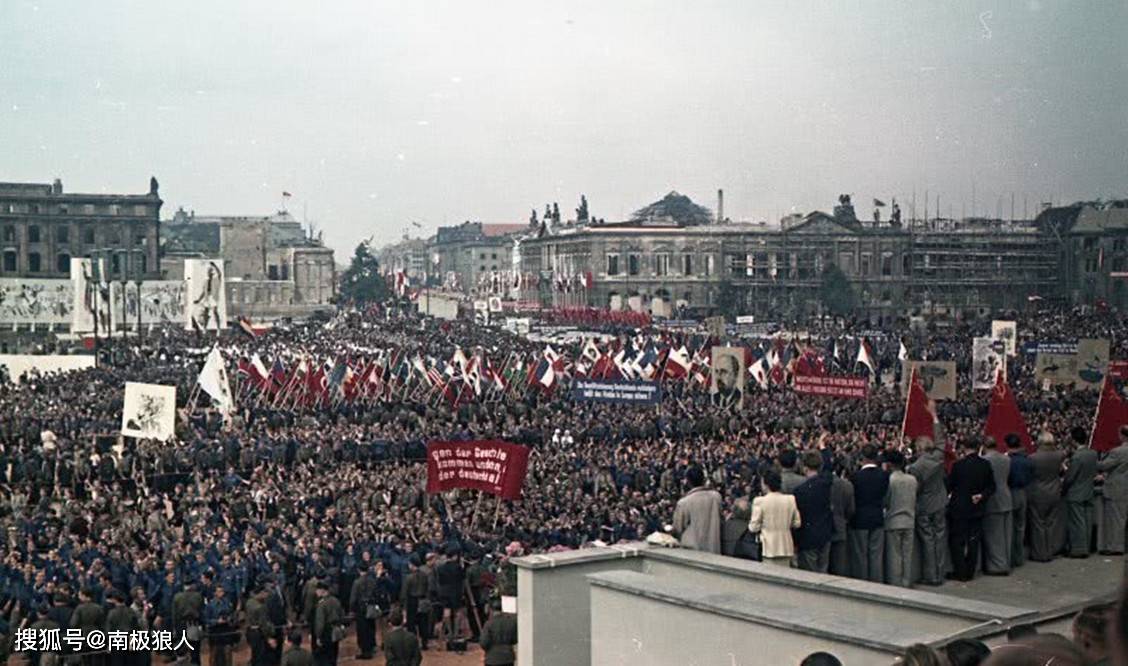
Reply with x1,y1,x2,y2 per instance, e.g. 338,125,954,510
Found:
907,437,947,586
883,449,918,587
1028,432,1066,561
829,464,855,576
780,449,805,495
1063,427,1098,558
1098,426,1128,555
982,437,1013,574
672,465,723,554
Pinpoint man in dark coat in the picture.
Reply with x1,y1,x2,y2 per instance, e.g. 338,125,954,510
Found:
281,631,313,666
848,445,889,582
793,451,834,572
946,437,997,581
349,564,378,659
382,610,423,666
1005,433,1033,568
313,582,344,666
479,599,518,666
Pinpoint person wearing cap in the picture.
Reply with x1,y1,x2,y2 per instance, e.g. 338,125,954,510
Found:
245,586,276,666
348,563,378,659
313,582,344,666
400,555,431,650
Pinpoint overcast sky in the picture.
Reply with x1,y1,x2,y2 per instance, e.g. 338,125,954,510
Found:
1,0,1125,257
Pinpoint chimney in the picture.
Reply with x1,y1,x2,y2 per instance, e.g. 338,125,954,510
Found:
717,189,724,224
52,178,63,195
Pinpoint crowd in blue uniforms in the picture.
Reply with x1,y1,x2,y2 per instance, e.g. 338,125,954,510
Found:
0,304,1126,661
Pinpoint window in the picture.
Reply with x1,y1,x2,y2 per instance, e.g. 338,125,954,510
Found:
839,252,855,274
881,252,893,277
268,265,279,280
902,255,911,274
2,226,13,243
490,265,497,271
56,253,70,273
1084,237,1096,249
29,204,39,214
682,254,692,276
607,253,620,276
83,227,95,245
479,253,486,260
57,204,68,215
2,250,15,272
280,263,289,280
706,254,715,276
83,204,95,214
28,226,40,243
133,204,147,216
28,252,41,272
135,234,146,247
491,253,497,260
138,255,147,274
107,229,121,245
56,226,69,243
655,253,670,276
111,254,121,275
860,253,871,276
1115,239,1126,251
628,254,640,276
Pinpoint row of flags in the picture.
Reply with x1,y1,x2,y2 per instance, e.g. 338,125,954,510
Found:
903,366,1127,455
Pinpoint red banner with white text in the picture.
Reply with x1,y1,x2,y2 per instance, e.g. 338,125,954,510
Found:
793,375,869,399
426,440,530,500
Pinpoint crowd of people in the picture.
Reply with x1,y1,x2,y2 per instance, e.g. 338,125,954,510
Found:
0,302,1126,665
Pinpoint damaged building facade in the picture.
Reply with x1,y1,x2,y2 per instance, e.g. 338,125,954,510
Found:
517,192,1123,322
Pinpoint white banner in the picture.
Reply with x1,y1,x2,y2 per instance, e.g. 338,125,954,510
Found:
121,382,177,441
198,346,234,413
991,320,1017,357
184,259,227,331
972,336,1007,390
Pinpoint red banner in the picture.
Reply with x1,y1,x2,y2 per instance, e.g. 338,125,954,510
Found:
793,375,869,399
426,440,530,500
1110,360,1128,380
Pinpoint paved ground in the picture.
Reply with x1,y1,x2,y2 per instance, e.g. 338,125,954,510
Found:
936,553,1125,613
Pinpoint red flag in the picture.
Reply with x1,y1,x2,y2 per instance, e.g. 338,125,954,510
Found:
984,371,1034,453
902,368,935,441
1090,376,1128,452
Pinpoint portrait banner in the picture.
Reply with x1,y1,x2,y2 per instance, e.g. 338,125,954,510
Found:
710,346,745,408
184,259,227,331
1076,338,1111,389
572,379,661,404
71,258,114,334
793,375,868,399
1035,352,1079,387
121,382,177,441
991,320,1017,356
900,361,957,401
972,337,1006,390
426,440,530,500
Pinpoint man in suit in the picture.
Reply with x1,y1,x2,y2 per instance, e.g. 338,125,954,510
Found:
1028,432,1066,561
721,499,757,559
672,465,723,553
313,582,344,666
780,449,806,494
750,469,801,567
946,436,997,581
848,445,889,583
908,437,948,585
1063,427,1098,558
793,451,834,572
883,449,918,587
383,610,423,666
1005,434,1033,568
349,563,379,659
281,631,313,666
1098,425,1128,555
982,436,1014,575
829,465,855,577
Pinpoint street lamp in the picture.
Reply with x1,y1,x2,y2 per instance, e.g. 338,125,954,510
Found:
132,248,144,338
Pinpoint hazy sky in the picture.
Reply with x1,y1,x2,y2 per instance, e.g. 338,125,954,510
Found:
1,1,1125,257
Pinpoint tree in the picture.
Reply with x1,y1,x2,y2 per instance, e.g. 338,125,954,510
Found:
818,263,857,318
339,242,391,304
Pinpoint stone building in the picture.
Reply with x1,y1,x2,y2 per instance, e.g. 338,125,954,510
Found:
161,208,336,320
519,193,1063,323
432,221,526,293
378,236,430,282
0,178,162,279
1040,202,1128,309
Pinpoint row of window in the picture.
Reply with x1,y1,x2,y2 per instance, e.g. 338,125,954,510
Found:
606,253,708,277
0,251,147,274
1,202,150,216
1,225,147,246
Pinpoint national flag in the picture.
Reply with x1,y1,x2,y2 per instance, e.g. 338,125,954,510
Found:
198,346,234,414
856,338,876,378
898,340,909,362
1090,376,1128,452
665,345,691,380
902,367,935,441
984,371,1033,453
250,354,269,388
750,355,770,390
637,343,659,380
270,358,288,393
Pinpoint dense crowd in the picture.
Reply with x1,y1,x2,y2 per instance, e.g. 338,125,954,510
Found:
0,303,1126,665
